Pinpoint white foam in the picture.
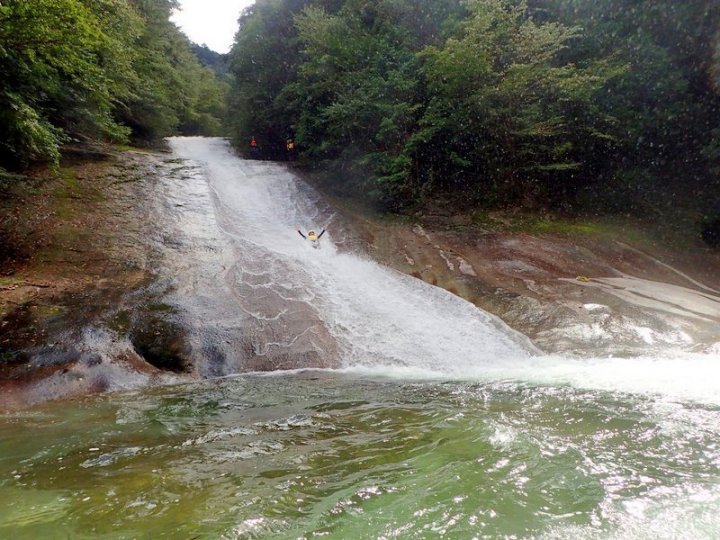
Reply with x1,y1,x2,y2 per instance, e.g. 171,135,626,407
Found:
539,484,720,540
337,351,720,405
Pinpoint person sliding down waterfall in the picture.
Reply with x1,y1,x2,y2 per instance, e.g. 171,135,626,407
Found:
297,226,326,249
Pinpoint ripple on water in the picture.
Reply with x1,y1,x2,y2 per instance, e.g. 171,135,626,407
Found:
2,375,720,538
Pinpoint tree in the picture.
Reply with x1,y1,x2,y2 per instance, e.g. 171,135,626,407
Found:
388,0,623,206
0,0,134,166
119,0,228,141
228,0,312,158
225,0,720,216
293,1,419,166
0,0,229,168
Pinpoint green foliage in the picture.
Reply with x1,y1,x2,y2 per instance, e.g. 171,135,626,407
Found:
704,128,720,171
227,0,720,214
0,0,113,166
191,44,231,80
228,0,313,158
408,0,623,205
0,93,63,166
293,2,419,160
0,0,228,168
715,39,720,90
116,0,229,141
533,0,720,172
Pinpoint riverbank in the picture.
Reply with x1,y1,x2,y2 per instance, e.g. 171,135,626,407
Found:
0,147,188,409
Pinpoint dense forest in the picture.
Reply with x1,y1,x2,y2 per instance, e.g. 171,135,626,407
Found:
2,0,719,242
0,0,229,169
227,0,720,239
191,43,231,80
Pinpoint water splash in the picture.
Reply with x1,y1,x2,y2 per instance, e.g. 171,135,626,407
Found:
165,137,537,373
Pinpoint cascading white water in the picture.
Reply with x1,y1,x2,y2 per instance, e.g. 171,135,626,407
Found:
165,137,720,404
166,138,537,368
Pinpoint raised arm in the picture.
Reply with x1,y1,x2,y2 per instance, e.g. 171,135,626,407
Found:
317,229,326,239
297,230,306,239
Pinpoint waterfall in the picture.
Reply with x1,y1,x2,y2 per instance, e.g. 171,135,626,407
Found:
164,137,720,404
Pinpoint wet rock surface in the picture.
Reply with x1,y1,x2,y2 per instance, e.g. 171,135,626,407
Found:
332,207,720,356
1,145,341,409
0,150,184,409
128,312,191,373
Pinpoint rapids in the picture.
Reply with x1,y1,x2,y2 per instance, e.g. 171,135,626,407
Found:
2,137,720,539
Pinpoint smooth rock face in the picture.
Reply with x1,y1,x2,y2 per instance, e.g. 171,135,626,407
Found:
342,210,720,357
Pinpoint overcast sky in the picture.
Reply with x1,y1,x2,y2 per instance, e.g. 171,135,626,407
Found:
171,0,255,54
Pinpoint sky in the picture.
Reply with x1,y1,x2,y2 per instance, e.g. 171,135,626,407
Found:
171,0,256,54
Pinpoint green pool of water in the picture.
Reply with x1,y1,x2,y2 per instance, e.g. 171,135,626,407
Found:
1,372,719,539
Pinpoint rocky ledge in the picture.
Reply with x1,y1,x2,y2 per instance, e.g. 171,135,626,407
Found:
333,205,720,356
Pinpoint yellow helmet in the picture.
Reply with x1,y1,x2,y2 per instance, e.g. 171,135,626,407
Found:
308,230,317,239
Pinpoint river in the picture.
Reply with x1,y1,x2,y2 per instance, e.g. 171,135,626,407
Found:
2,138,720,538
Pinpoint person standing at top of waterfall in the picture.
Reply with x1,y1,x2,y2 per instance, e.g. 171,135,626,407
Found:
286,138,296,161
249,136,259,158
297,227,326,249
